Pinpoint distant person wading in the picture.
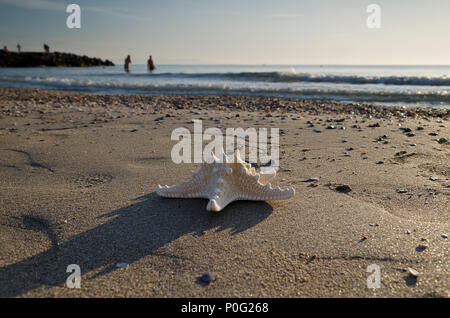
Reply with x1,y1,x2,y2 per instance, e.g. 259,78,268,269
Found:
147,55,155,72
124,55,131,72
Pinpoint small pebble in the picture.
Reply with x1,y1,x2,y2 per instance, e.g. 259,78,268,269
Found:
116,263,129,269
334,184,352,193
199,273,215,284
416,245,428,252
407,267,420,277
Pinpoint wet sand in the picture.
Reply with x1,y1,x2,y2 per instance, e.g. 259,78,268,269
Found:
0,87,448,297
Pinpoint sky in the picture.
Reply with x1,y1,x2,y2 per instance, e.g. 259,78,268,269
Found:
0,0,449,65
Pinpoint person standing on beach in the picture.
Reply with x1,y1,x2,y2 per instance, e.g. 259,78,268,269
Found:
147,55,155,72
17,44,21,53
124,55,131,72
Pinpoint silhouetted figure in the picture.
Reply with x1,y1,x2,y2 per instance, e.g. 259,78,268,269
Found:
3,45,8,52
147,55,155,72
43,43,50,54
124,55,131,72
17,44,21,53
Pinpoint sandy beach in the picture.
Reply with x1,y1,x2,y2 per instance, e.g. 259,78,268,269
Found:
0,87,448,297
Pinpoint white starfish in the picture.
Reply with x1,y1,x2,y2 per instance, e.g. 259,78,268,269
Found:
156,151,295,212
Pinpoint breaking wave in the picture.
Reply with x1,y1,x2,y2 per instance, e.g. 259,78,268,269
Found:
1,75,448,105
91,71,450,86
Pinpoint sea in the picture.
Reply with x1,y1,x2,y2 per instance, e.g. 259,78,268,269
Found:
0,64,449,108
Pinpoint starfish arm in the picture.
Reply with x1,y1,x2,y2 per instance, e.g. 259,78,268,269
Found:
257,170,276,185
206,192,236,212
156,179,210,199
156,163,217,199
237,181,295,201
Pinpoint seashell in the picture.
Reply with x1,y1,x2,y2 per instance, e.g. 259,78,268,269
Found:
156,150,295,212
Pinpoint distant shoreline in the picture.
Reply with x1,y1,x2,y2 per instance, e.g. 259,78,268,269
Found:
0,50,114,67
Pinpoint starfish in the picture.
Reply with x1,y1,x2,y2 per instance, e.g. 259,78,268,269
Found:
156,151,295,212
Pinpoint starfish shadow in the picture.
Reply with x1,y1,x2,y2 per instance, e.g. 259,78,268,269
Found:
0,192,273,297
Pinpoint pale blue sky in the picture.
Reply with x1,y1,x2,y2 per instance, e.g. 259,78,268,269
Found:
0,0,449,64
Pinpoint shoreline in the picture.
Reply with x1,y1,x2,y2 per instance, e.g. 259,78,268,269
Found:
0,86,448,297
1,87,449,119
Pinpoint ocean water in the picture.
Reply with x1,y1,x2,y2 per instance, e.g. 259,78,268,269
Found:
0,64,449,108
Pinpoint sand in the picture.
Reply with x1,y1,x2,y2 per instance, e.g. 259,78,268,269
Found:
0,87,448,297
